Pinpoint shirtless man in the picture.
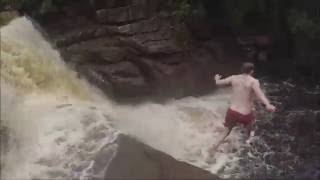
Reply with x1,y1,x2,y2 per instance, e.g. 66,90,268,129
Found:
208,62,275,158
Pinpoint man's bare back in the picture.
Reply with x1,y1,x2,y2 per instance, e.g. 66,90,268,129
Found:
215,74,275,114
229,74,255,114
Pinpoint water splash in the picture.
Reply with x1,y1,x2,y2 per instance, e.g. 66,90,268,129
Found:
0,17,92,99
1,17,116,179
0,17,246,179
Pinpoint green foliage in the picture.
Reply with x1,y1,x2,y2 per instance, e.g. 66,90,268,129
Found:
170,0,191,23
224,0,256,25
223,0,285,28
288,9,320,38
39,0,56,14
166,0,192,44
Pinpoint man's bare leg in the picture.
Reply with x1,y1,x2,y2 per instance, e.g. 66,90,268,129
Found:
245,123,254,144
207,126,233,159
245,123,252,137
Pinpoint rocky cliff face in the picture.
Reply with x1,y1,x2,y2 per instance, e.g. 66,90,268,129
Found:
32,0,244,100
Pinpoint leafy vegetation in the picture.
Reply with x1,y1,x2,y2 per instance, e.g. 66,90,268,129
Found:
171,0,191,23
224,0,257,25
223,0,320,39
2,0,320,40
288,9,320,38
166,0,192,44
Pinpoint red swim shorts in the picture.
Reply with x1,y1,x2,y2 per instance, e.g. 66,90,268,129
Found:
224,108,254,128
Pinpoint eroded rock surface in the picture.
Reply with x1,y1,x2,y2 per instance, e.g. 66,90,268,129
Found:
38,0,244,100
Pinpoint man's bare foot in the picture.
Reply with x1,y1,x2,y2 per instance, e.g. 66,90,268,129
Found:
205,154,216,164
245,131,255,144
208,149,215,158
206,144,221,164
206,147,216,164
250,130,255,137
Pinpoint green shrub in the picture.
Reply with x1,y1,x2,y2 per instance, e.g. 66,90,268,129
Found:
172,0,191,23
288,9,320,39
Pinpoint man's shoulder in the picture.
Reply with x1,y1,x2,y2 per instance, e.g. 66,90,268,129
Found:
231,74,240,79
250,77,260,87
250,76,258,82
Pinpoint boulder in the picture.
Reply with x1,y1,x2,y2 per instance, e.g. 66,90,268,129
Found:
103,134,222,180
28,120,221,179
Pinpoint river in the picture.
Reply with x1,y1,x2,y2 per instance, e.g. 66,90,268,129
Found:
1,17,319,179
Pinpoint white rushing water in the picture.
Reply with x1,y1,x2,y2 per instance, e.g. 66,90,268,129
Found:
0,17,246,179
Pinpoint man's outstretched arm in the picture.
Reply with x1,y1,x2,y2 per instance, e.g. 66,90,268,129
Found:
252,80,276,112
215,74,233,86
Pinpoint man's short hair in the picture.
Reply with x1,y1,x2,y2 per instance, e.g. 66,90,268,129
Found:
241,62,254,74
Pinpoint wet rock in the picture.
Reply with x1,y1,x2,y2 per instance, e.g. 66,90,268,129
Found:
92,0,128,9
0,10,19,26
103,135,221,180
120,37,182,55
237,34,273,63
79,61,151,97
96,4,147,24
35,0,243,100
101,18,160,35
187,17,213,40
91,143,118,178
73,133,221,180
71,47,128,64
54,27,99,47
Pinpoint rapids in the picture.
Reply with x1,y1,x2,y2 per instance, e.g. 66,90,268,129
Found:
3,17,318,180
0,17,247,179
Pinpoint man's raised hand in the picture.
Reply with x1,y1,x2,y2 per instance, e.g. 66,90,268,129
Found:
266,104,276,112
215,74,222,81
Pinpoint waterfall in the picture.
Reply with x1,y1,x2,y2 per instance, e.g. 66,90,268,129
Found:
1,17,245,179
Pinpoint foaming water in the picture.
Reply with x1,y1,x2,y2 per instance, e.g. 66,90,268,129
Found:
0,17,96,99
111,92,247,175
1,85,117,179
1,17,246,179
1,17,116,179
